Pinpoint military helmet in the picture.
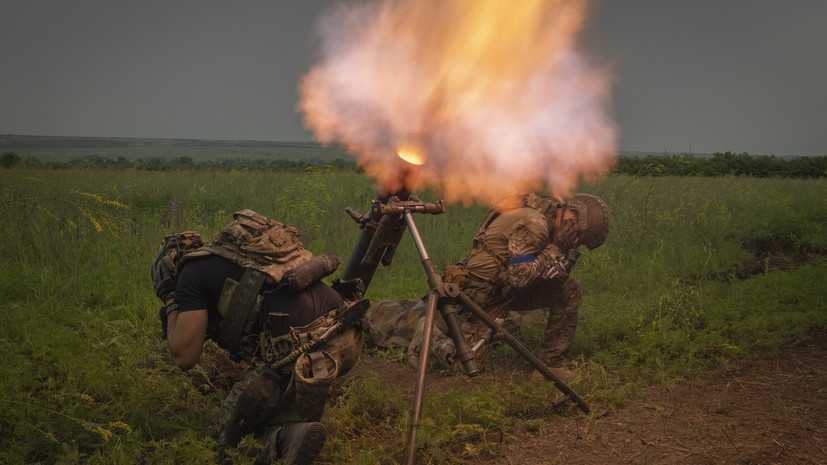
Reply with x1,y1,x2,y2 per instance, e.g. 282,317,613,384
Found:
567,194,609,250
523,193,564,222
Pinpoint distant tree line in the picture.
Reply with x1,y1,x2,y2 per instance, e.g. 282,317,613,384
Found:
612,152,827,178
0,152,360,173
4,150,826,178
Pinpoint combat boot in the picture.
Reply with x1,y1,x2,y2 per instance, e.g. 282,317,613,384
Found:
276,422,327,465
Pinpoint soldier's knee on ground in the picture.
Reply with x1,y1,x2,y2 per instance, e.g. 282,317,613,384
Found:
366,299,426,349
224,366,284,447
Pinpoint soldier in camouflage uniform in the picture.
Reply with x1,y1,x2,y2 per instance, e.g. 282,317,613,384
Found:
157,210,364,465
366,193,609,377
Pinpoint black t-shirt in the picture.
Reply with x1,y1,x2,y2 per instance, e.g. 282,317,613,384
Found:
175,254,343,339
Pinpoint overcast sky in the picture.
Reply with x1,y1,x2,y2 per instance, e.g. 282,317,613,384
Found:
1,1,825,156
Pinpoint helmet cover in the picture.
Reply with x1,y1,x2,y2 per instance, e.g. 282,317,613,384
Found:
567,194,609,249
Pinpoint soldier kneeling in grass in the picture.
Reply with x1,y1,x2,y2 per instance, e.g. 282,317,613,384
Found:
152,210,366,465
368,193,609,381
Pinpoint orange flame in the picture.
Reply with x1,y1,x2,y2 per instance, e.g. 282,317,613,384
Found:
299,0,617,205
397,147,425,166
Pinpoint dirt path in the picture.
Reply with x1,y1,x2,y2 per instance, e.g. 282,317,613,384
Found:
199,329,826,464
478,330,827,465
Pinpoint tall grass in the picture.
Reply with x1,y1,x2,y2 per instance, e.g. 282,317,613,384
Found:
1,168,824,463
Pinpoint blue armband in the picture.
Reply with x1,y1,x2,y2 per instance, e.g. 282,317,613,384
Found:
509,254,535,264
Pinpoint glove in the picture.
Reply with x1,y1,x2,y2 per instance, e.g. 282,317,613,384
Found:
537,244,569,281
543,259,569,281
553,220,579,252
442,264,470,290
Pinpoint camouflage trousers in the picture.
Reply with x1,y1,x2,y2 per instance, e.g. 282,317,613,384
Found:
366,277,581,371
366,299,459,370
494,277,581,368
218,373,284,464
217,350,340,464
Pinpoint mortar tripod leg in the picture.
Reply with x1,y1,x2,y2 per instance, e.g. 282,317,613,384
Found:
455,291,591,414
438,302,480,377
405,292,438,465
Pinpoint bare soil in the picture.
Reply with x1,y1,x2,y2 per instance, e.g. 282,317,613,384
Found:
344,329,827,465
191,328,826,464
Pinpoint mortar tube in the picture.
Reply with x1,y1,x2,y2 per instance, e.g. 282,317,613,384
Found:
341,154,420,289
340,188,411,289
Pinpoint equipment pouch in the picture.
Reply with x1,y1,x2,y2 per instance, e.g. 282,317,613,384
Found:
276,351,339,424
293,312,365,376
280,253,340,293
442,264,470,290
217,277,263,335
217,276,264,361
296,351,339,422
261,333,297,369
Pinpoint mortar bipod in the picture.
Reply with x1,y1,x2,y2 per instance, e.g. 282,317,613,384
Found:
396,202,591,465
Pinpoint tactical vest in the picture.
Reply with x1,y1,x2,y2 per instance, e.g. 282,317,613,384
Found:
465,193,564,295
173,210,339,361
183,209,314,283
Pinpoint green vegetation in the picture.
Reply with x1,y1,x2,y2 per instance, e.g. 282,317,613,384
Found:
1,151,22,168
1,166,824,464
4,136,826,178
614,151,827,178
0,135,354,166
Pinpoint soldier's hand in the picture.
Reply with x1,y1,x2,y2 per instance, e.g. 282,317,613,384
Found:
553,220,579,252
544,259,569,281
442,264,470,289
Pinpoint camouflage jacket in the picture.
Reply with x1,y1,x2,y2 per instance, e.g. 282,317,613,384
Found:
464,201,563,299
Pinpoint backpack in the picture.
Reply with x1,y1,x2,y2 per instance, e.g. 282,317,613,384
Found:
183,209,314,284
151,210,341,358
151,210,318,308
151,230,205,309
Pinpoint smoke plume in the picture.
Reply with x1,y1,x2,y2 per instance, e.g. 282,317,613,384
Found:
298,0,617,204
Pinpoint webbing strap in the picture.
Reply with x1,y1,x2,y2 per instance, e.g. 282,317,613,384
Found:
308,351,330,379
472,235,511,289
220,268,266,358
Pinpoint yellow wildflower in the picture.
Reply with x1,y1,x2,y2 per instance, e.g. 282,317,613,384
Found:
84,423,112,442
108,421,132,434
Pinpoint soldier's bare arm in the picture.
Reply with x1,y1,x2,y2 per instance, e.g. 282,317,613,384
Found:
166,309,208,370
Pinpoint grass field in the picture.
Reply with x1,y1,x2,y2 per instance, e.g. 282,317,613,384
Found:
1,167,825,463
0,135,352,163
